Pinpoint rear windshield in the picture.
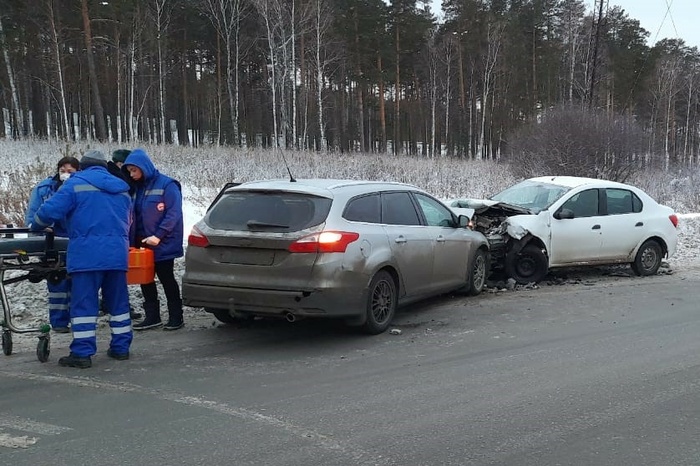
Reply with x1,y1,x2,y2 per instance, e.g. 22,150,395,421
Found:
206,191,332,232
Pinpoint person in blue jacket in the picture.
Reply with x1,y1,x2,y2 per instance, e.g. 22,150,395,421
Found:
123,148,184,331
25,156,79,333
32,150,133,369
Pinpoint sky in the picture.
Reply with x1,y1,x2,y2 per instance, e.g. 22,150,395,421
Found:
429,0,700,50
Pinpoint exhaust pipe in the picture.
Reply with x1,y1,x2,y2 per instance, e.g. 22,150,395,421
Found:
284,312,297,323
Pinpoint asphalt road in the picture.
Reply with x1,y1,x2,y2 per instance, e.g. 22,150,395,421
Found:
1,266,700,466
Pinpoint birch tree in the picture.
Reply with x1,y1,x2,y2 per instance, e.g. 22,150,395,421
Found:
0,15,23,138
201,0,247,146
150,0,174,143
80,0,106,140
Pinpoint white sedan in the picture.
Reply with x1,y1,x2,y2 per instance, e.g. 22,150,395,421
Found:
449,176,679,283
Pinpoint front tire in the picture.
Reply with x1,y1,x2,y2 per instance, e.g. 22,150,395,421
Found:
465,249,488,296
506,244,548,284
362,271,397,335
631,240,663,276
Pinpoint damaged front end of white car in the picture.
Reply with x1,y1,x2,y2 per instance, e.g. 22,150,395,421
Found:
449,199,551,283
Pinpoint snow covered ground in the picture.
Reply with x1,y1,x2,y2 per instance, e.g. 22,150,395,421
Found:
1,139,699,356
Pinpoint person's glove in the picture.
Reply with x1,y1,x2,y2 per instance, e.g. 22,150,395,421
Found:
142,235,161,246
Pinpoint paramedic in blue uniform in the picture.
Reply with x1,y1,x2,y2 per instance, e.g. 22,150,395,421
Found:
32,150,133,369
123,148,184,331
25,156,79,333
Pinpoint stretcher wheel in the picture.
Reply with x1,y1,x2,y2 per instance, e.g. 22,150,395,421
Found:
36,336,50,363
2,330,12,356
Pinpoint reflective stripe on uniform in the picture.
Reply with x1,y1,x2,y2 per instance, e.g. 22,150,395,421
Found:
145,189,164,196
74,184,100,192
72,330,96,339
49,292,69,299
33,213,50,227
111,326,132,334
49,304,69,310
110,312,130,323
72,316,98,325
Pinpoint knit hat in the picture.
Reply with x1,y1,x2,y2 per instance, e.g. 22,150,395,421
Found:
80,149,108,169
112,149,131,164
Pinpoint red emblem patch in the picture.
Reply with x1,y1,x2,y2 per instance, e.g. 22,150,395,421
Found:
157,202,165,212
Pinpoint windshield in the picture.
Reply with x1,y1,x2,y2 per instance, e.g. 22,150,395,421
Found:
490,180,571,213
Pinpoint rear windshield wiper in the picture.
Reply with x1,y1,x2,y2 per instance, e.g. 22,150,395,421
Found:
246,220,290,229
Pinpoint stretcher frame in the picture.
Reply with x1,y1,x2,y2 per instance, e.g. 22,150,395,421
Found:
0,227,68,362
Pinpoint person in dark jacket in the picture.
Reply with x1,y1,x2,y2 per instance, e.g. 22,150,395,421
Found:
25,156,79,333
32,150,133,369
123,148,184,331
101,149,142,321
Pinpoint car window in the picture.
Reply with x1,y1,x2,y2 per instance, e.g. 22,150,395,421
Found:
344,194,381,223
606,188,642,214
207,191,332,232
382,192,421,226
413,193,455,227
490,180,570,213
561,189,599,218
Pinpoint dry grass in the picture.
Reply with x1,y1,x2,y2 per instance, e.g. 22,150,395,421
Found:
0,139,697,225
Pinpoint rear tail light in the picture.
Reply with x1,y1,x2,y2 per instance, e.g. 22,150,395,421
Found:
188,226,210,247
288,231,360,253
669,214,679,228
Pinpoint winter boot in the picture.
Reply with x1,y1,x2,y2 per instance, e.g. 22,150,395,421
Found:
163,299,184,331
133,300,162,330
58,353,92,369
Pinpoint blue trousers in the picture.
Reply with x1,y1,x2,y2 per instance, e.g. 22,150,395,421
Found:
47,279,70,328
69,271,133,357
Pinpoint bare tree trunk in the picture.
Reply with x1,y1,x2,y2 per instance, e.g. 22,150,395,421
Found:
152,0,171,144
314,0,328,150
353,7,365,152
259,1,279,147
377,51,386,153
480,23,504,160
46,0,70,139
81,0,106,140
0,16,23,138
394,23,401,154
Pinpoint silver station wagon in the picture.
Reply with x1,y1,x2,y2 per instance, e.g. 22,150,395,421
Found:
182,179,489,334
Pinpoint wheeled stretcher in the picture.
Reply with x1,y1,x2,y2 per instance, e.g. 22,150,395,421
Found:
0,227,68,362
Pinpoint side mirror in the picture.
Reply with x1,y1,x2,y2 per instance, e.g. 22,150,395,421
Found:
458,214,471,228
554,208,575,220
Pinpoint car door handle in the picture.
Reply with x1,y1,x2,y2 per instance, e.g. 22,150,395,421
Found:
436,235,445,243
635,222,643,227
592,225,601,230
394,236,407,244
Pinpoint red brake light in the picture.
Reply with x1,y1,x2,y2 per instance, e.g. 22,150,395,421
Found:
669,214,679,228
188,226,210,247
288,231,360,253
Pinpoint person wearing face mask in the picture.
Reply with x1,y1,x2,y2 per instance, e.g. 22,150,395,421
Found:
25,156,80,333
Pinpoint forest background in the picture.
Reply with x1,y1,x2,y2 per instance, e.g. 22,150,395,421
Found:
0,0,699,173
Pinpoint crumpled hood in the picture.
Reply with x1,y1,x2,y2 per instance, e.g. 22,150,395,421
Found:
71,166,129,194
123,148,158,181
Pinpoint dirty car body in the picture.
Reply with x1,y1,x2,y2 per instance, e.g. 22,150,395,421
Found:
449,176,679,284
182,179,490,334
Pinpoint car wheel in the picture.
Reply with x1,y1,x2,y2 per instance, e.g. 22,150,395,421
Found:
362,271,397,335
506,244,548,284
465,249,488,296
631,240,662,276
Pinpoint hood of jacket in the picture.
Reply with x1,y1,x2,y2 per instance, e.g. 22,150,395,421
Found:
123,148,158,181
71,166,130,194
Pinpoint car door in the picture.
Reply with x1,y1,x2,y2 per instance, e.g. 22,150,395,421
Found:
597,188,647,260
381,191,434,297
549,189,603,264
413,192,471,291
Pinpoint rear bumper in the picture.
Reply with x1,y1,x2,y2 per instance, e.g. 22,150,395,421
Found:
182,281,367,319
